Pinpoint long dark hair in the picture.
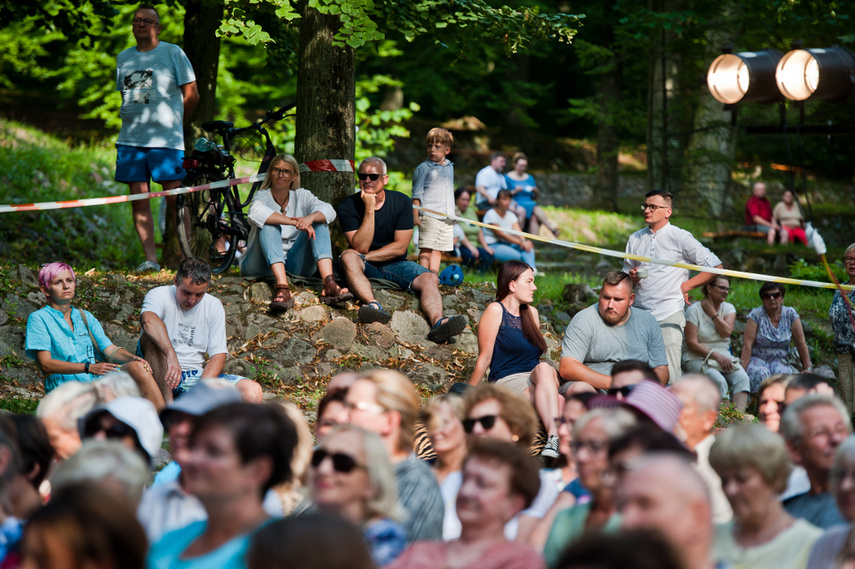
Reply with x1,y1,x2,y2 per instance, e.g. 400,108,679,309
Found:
496,261,546,352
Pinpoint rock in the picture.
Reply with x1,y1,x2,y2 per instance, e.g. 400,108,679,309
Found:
18,265,38,288
471,290,493,306
223,303,243,316
0,310,7,327
248,313,278,329
812,364,836,380
109,273,128,284
319,318,357,352
450,329,479,354
324,349,343,360
248,282,272,303
216,276,244,287
398,347,415,360
409,363,448,388
350,343,386,362
0,337,14,359
27,292,45,307
244,323,261,341
424,344,454,361
363,322,396,349
390,311,430,345
562,283,595,304
114,303,135,322
466,307,484,325
219,294,245,305
554,311,571,325
102,323,136,353
293,291,316,307
298,305,329,324
0,326,23,355
224,358,253,378
374,290,405,312
278,338,316,366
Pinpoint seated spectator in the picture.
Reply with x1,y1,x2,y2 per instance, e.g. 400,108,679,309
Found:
423,393,468,540
555,528,684,569
670,375,732,523
618,453,718,569
805,435,855,569
682,275,750,411
504,152,560,237
757,374,793,432
462,383,559,542
315,387,349,439
21,482,148,569
710,423,822,569
139,257,263,403
830,243,855,415
745,181,783,245
3,414,52,519
25,262,163,408
542,408,637,566
559,271,668,390
337,157,466,344
452,187,494,272
248,513,375,569
239,153,351,311
147,403,297,569
79,396,164,467
741,283,811,392
50,440,149,506
0,421,24,566
311,425,406,566
388,439,545,569
773,189,807,245
482,189,537,270
36,381,100,461
780,394,852,528
343,370,444,542
784,373,836,405
470,261,561,458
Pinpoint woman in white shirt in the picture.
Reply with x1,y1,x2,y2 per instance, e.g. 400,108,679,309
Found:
482,189,536,271
239,154,351,311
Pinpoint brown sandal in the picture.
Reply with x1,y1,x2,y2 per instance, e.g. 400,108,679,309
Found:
270,283,295,312
320,275,353,306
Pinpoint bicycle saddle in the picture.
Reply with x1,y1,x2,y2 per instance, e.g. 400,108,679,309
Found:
201,120,234,133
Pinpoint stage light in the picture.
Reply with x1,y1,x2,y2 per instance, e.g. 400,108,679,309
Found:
707,49,783,104
775,47,855,101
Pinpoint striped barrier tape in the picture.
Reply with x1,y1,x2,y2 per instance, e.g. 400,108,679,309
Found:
299,159,355,173
415,205,855,292
0,174,265,214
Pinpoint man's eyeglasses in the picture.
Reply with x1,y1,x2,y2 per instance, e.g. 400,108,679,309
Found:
606,385,636,397
761,292,783,300
271,167,294,177
462,415,498,433
640,203,668,211
357,173,381,181
311,448,364,473
132,17,158,26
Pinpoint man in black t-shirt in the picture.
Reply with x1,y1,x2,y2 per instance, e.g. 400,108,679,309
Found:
338,157,466,344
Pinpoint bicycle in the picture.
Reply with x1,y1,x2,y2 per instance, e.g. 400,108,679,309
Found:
176,103,295,274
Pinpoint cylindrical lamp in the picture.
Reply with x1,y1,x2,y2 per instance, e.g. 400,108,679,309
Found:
775,47,855,101
707,49,783,104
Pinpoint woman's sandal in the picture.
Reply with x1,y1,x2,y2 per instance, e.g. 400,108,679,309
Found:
270,283,295,312
320,275,354,306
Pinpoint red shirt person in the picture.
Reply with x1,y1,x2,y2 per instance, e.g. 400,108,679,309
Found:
744,182,783,245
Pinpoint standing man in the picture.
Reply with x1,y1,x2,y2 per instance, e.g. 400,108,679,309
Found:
338,157,466,344
744,181,782,245
139,257,262,404
624,189,723,382
116,4,199,272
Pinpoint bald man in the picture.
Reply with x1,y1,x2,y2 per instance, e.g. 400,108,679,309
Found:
619,453,717,569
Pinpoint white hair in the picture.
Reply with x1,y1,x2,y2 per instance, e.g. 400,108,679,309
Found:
36,382,101,432
50,439,149,506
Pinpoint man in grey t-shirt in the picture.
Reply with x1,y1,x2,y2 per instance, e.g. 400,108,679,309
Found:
559,271,669,390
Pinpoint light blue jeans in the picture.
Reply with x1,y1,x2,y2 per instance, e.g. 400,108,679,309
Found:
240,223,333,278
490,242,536,270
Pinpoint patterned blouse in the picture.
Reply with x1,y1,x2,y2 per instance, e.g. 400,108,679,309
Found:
829,288,855,354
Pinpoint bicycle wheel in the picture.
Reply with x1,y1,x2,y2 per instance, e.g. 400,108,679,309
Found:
176,169,239,273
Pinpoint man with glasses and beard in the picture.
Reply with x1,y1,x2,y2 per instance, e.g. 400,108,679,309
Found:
624,189,723,382
338,157,466,344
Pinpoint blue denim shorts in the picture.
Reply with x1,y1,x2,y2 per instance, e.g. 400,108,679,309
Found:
115,145,185,183
175,369,246,398
363,259,430,291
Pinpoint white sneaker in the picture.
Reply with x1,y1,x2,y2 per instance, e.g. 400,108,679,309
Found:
135,260,161,273
541,434,560,458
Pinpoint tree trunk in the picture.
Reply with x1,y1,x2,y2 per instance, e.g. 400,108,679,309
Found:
595,56,620,211
295,4,355,252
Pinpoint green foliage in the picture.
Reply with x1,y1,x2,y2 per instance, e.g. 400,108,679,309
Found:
789,258,847,286
0,397,38,415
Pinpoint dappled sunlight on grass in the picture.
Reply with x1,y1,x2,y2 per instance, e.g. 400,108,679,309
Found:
543,206,636,247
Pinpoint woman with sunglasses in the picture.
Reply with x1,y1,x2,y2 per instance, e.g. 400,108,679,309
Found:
683,275,750,411
470,260,559,458
741,282,811,392
148,403,296,569
240,153,351,311
25,262,164,408
829,243,855,415
388,438,545,569
310,424,406,567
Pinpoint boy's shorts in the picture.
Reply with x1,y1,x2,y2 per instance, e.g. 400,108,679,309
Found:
418,216,454,252
115,145,186,183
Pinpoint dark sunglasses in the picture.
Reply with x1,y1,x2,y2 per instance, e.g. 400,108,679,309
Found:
85,420,134,440
761,292,783,300
357,173,381,181
462,415,498,433
311,448,363,473
606,385,636,397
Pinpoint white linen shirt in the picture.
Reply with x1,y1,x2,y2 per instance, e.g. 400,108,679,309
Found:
246,188,336,253
623,222,722,321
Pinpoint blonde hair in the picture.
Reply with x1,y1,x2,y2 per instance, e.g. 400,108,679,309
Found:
260,154,301,191
426,127,453,146
709,423,791,494
423,393,465,434
359,370,420,452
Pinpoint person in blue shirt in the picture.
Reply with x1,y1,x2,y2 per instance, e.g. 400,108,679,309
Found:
25,262,164,409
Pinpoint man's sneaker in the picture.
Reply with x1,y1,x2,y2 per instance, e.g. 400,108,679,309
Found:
135,260,161,273
541,434,560,459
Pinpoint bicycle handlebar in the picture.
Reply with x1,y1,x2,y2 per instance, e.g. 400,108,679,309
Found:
266,103,296,123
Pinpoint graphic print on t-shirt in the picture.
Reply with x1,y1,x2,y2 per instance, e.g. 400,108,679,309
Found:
171,323,198,351
124,70,153,103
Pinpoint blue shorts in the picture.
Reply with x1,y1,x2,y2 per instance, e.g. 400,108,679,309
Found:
115,145,185,183
363,259,429,291
175,369,246,398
